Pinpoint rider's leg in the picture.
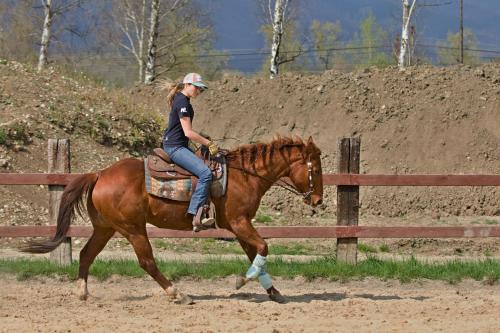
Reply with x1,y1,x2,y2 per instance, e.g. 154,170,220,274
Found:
164,146,214,228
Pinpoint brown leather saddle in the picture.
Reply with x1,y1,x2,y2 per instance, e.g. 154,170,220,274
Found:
146,148,224,181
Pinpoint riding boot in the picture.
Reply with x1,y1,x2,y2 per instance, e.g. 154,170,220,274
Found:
192,204,216,232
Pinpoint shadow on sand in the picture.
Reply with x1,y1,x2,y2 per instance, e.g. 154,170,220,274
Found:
190,292,430,303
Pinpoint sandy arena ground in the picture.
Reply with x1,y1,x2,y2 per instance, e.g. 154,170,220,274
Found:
1,274,499,333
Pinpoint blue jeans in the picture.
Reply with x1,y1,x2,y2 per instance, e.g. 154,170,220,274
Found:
163,145,212,215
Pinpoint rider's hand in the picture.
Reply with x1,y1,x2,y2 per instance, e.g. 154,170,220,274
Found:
207,141,219,156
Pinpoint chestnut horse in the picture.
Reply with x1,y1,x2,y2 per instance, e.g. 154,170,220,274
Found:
24,136,323,304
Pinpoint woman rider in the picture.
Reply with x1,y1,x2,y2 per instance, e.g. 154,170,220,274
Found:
163,73,218,231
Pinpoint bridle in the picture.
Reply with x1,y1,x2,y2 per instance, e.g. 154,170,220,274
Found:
226,155,315,200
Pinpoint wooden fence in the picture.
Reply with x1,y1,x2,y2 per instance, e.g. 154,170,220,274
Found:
1,138,500,265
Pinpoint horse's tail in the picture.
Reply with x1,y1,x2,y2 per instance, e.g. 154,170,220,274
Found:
21,172,99,254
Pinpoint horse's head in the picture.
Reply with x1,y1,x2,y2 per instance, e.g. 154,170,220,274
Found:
287,136,323,207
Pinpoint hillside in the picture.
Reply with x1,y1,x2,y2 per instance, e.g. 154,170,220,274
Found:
1,60,499,230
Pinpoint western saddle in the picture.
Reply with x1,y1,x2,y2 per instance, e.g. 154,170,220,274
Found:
146,148,224,182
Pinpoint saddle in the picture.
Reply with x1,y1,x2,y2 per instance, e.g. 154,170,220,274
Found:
144,147,227,202
146,148,192,180
147,148,224,181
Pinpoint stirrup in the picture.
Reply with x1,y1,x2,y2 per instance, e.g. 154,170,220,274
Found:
192,204,216,232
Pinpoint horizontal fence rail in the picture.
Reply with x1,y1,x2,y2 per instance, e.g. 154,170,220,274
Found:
2,173,500,186
1,137,499,265
2,226,500,239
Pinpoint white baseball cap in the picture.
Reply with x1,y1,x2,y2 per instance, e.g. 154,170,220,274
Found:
182,72,208,89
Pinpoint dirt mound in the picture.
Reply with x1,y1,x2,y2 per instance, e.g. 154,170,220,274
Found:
1,60,499,228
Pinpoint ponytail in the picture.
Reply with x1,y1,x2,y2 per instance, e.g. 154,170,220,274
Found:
166,83,185,107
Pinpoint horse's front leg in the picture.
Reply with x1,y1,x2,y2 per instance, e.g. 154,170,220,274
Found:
231,217,286,303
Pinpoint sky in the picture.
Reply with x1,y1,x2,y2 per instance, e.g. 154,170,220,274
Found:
202,0,500,72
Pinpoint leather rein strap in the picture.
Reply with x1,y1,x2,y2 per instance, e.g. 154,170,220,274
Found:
226,157,314,199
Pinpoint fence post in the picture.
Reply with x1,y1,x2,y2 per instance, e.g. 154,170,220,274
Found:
336,137,360,264
48,139,72,265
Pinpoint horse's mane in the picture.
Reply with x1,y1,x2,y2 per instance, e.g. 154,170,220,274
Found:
225,135,318,168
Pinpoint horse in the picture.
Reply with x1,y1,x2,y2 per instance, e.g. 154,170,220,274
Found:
23,136,323,304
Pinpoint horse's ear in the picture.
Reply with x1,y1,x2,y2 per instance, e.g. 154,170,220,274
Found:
306,136,321,155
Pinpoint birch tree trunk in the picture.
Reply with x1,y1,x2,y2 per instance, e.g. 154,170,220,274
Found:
138,0,147,82
144,0,160,84
398,0,416,68
37,0,53,72
269,0,285,79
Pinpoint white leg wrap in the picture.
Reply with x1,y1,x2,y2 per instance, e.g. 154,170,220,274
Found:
258,271,273,290
245,254,267,279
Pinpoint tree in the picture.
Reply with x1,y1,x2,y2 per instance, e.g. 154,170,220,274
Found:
0,1,39,62
347,11,392,69
112,0,148,82
437,29,479,65
37,0,85,72
152,1,220,81
398,0,417,68
269,0,285,79
144,0,161,84
257,0,305,77
110,0,218,84
310,20,341,70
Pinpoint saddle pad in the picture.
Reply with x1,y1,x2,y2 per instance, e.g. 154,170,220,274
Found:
144,159,193,201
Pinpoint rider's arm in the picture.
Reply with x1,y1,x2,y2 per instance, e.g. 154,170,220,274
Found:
179,117,211,146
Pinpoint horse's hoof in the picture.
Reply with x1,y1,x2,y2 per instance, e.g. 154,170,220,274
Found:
235,276,248,290
75,279,88,301
175,294,194,305
269,293,287,304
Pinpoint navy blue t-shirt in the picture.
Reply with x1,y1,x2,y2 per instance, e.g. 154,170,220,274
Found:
163,92,194,147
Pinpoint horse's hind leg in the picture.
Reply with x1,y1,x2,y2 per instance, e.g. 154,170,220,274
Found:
123,226,193,305
76,226,115,300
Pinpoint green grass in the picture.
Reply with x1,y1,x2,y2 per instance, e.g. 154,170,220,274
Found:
0,128,6,145
153,239,244,255
379,244,390,253
255,214,273,223
358,243,378,253
152,239,332,256
471,219,499,225
1,257,499,284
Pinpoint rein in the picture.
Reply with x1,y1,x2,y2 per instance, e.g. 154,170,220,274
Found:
225,157,314,199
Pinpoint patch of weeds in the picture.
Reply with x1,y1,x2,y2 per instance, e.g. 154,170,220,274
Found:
379,244,390,253
271,243,311,255
471,219,499,225
0,128,6,145
9,122,30,142
96,115,111,131
153,239,177,251
48,109,71,128
358,243,378,253
484,251,492,257
255,214,273,223
0,122,32,146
